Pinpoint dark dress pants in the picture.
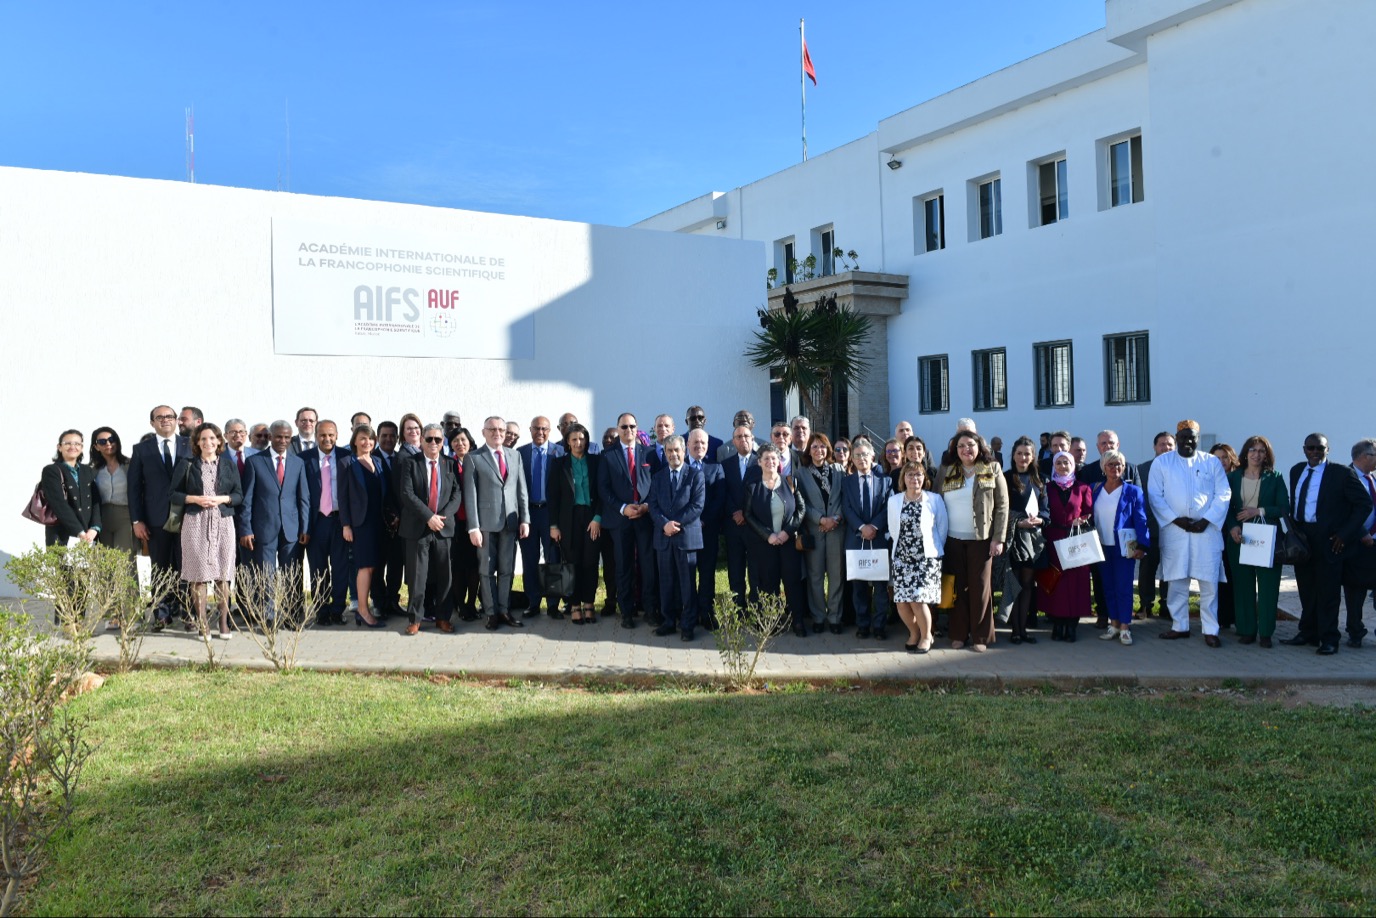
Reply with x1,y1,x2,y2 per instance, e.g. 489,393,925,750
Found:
611,517,657,621
748,540,805,628
307,512,351,619
695,525,722,626
518,503,559,612
724,520,753,609
406,531,453,624
379,525,406,614
145,526,185,619
1294,521,1344,646
658,545,699,633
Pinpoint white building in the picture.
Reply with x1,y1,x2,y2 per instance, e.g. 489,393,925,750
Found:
637,0,1376,467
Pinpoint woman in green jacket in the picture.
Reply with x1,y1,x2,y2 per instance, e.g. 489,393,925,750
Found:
1226,435,1290,646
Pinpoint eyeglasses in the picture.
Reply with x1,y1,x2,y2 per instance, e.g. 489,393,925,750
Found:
620,424,637,430
95,437,115,446
60,442,83,449
687,414,705,422
1303,444,1326,452
1247,446,1267,453
424,437,445,444
153,414,176,422
834,446,849,453
885,448,902,455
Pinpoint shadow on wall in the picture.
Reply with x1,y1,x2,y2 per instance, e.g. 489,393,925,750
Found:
505,223,765,438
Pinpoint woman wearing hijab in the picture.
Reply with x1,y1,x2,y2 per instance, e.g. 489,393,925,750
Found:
1041,450,1094,641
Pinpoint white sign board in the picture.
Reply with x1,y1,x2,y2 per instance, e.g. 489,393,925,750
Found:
272,217,534,359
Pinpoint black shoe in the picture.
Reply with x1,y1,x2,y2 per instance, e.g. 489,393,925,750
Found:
681,629,695,642
485,616,501,631
655,623,677,637
856,627,871,639
1280,634,1316,646
316,617,333,627
1347,636,1363,649
646,612,664,626
1259,636,1272,648
524,606,542,619
1009,634,1023,645
1318,643,1338,655
548,608,565,620
812,622,825,634
1065,624,1078,643
1021,635,1038,645
700,617,718,632
1094,615,1108,629
1051,623,1064,641
497,613,525,628
905,643,918,653
829,624,844,635
621,617,636,629
1238,635,1256,645
873,629,888,641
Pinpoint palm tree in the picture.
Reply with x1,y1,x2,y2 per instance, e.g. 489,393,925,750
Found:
746,290,872,431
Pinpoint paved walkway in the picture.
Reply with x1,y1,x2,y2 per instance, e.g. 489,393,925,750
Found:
7,574,1374,685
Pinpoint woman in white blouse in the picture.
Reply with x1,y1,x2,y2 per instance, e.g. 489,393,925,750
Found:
887,462,948,653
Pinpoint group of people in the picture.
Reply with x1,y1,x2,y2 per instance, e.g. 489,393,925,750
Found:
37,404,1376,655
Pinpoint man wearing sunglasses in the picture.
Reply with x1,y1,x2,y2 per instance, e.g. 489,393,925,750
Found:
399,424,465,635
465,416,530,631
598,412,659,628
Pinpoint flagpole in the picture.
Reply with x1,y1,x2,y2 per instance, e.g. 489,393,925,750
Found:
800,17,808,162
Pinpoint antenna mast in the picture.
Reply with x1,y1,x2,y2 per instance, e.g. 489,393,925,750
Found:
185,107,195,183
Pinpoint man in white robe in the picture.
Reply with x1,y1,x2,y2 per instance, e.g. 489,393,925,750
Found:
1148,420,1232,645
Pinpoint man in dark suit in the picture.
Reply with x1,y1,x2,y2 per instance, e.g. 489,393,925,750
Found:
686,429,726,629
598,412,659,628
721,424,758,610
1282,433,1371,654
399,424,463,635
236,420,311,623
989,437,1005,470
128,404,192,627
290,406,318,455
1078,428,1141,625
517,416,562,617
684,405,722,463
1137,431,1175,617
841,438,892,639
300,420,353,625
465,416,530,630
649,436,706,640
1341,438,1376,648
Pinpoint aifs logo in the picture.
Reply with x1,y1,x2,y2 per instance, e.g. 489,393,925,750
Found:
353,287,463,327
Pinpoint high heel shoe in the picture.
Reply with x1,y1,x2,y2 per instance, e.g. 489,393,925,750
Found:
355,613,386,629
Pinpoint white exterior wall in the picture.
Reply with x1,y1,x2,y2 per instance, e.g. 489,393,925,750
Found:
639,0,1376,470
0,167,765,593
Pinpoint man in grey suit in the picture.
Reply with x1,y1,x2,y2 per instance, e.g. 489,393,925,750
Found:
466,415,530,630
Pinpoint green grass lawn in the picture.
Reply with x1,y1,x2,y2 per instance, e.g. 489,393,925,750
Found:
19,672,1376,916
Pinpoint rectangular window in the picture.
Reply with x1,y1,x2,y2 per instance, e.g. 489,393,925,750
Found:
1038,157,1068,225
918,355,949,414
915,193,945,253
769,366,788,425
819,228,835,276
783,240,795,284
978,178,1002,239
972,347,1007,412
1109,135,1144,206
1104,332,1150,404
1033,340,1074,408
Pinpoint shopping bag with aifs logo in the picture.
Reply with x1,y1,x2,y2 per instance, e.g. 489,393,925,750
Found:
845,541,889,581
1054,523,1104,570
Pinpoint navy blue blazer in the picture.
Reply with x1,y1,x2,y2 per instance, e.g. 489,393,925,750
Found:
841,470,893,550
649,464,706,551
338,454,391,529
1090,481,1152,552
597,442,654,530
300,446,353,535
237,450,310,543
692,460,727,531
517,442,560,504
128,434,192,526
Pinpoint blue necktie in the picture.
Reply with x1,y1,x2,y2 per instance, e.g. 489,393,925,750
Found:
533,447,544,502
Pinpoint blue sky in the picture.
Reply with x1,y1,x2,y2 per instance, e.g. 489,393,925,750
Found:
0,1,1106,227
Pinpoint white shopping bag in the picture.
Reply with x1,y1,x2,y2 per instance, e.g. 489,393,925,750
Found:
136,553,152,593
845,543,890,581
1238,521,1277,568
1055,526,1105,570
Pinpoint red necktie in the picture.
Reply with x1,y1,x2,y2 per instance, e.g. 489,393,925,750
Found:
236,449,244,476
428,460,439,513
496,448,507,481
276,455,285,486
628,447,639,501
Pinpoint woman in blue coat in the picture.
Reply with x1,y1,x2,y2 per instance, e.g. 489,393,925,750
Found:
1091,450,1149,645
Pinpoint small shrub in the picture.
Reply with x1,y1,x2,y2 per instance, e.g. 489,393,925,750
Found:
231,563,323,672
711,591,789,690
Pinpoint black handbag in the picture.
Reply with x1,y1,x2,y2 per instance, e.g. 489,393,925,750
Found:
1275,516,1310,566
539,561,575,599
